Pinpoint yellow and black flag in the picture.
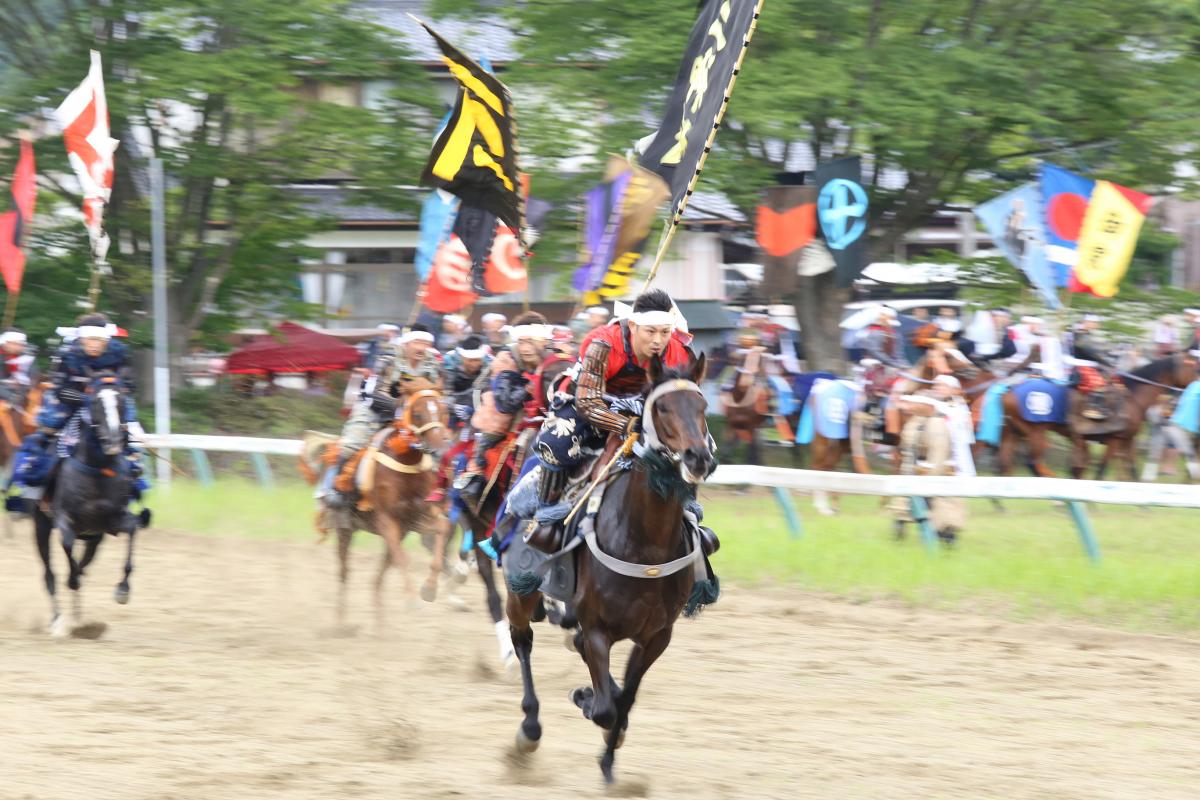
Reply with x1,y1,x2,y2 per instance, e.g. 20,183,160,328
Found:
413,17,522,237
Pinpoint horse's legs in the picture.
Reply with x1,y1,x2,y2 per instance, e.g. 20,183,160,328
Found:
1027,429,1052,477
419,514,449,603
579,626,616,732
372,546,391,628
473,539,513,663
336,527,353,624
507,590,543,752
34,513,60,625
78,537,101,573
375,512,413,602
1071,437,1090,480
747,430,760,467
997,429,1015,477
1094,440,1114,481
115,528,135,605
599,626,674,785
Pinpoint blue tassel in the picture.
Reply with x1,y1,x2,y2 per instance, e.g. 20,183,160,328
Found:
683,576,720,618
507,570,542,596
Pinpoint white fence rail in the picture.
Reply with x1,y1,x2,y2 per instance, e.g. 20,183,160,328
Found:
142,434,1200,561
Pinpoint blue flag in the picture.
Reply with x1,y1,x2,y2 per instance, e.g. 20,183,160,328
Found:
974,183,1061,309
415,189,460,282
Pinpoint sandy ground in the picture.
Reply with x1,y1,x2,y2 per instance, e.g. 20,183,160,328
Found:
3,525,1200,800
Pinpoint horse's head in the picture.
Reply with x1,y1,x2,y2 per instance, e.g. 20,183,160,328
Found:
642,353,715,485
1176,351,1199,388
401,388,449,457
87,374,127,457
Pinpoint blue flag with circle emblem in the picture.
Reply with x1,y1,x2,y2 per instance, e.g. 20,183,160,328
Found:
814,156,869,287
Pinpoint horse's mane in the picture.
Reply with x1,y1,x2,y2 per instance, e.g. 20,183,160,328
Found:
1131,355,1176,382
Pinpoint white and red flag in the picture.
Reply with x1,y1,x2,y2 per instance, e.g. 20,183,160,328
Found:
53,50,119,262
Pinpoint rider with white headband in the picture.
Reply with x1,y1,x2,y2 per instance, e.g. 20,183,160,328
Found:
10,313,146,502
532,289,692,515
322,323,442,508
0,328,35,390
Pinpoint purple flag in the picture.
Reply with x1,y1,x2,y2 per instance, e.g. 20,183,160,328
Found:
573,171,632,292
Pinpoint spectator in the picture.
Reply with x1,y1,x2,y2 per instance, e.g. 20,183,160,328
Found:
480,312,508,348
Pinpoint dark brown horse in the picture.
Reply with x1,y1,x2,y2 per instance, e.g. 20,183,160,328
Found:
506,353,715,785
995,355,1197,480
719,347,776,465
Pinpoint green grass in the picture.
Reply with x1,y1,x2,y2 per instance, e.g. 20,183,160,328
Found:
150,479,1200,634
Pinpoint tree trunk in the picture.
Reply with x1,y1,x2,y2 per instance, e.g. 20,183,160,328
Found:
792,270,849,374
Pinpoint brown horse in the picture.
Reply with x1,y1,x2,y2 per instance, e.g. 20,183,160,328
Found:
505,353,715,785
995,355,1197,480
719,348,776,465
306,386,452,624
0,381,42,537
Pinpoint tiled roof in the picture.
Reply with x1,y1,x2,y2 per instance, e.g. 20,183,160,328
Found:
357,0,520,63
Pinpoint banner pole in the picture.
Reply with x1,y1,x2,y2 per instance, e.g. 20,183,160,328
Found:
2,290,18,329
641,0,766,291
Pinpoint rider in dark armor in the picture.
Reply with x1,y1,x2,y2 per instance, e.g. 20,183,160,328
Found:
9,314,145,502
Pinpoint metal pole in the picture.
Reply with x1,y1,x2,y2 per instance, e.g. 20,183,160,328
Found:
150,157,171,488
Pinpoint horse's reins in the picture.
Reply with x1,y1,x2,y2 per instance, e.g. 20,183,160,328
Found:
1117,371,1185,393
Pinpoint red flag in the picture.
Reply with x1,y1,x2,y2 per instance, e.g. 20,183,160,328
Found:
0,139,37,294
54,50,118,261
424,235,478,313
483,226,527,294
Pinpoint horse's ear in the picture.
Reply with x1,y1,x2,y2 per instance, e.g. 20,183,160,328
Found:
690,352,708,384
647,354,665,385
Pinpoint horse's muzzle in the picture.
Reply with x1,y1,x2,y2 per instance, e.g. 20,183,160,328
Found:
680,446,715,485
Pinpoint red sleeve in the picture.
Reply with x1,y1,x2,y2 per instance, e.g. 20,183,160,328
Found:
662,333,692,370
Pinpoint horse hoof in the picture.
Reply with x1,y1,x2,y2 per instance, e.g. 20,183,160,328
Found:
815,505,836,517
49,615,70,639
114,586,130,605
420,583,437,603
515,728,540,754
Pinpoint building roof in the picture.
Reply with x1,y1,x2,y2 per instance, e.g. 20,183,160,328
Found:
289,184,417,225
358,0,520,63
677,300,738,331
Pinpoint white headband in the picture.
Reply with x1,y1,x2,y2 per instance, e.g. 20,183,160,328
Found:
445,314,466,326
481,313,507,324
587,306,610,316
377,323,399,333
510,324,552,342
0,331,26,345
456,345,487,359
77,324,115,340
629,310,676,327
400,331,434,345
1021,316,1044,325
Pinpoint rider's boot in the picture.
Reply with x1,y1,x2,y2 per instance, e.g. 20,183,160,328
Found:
326,454,353,508
1082,391,1107,421
524,467,568,553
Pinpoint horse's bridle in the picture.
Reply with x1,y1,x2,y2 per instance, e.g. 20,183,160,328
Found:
639,378,717,481
399,388,445,450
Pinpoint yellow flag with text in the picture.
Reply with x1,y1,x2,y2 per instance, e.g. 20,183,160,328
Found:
1071,180,1151,298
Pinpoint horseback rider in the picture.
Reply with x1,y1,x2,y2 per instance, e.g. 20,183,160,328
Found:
860,306,908,369
530,289,699,534
322,324,442,508
973,307,1017,365
9,314,146,501
1067,313,1118,421
0,328,35,402
457,312,562,505
427,333,492,503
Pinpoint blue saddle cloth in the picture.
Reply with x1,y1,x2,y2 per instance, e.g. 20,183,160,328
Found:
1013,379,1069,424
977,384,1009,446
797,379,858,444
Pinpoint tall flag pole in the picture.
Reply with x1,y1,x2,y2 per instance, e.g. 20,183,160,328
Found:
0,136,37,327
54,50,119,310
639,0,766,289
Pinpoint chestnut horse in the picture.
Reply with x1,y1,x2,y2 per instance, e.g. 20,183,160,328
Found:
308,386,452,624
505,353,716,785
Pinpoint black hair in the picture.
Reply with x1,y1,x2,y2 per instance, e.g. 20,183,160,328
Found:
410,322,431,335
632,289,672,314
77,313,110,327
511,310,548,326
458,334,484,351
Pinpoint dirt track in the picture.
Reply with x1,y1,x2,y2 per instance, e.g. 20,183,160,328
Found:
3,526,1200,800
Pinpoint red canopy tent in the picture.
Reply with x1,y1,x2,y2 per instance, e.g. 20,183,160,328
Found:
225,321,361,375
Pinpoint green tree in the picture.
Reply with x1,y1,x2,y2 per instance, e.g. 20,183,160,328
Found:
0,0,437,366
435,0,1200,371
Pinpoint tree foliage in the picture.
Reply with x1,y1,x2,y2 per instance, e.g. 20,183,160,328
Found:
0,0,436,355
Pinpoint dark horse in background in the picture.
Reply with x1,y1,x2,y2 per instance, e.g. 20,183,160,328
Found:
35,375,146,639
994,354,1197,480
454,360,573,670
506,353,716,785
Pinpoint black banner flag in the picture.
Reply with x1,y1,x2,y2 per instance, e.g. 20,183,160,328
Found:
814,156,870,288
